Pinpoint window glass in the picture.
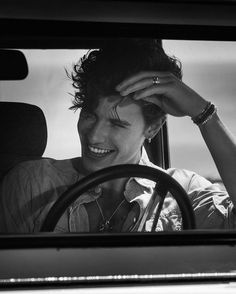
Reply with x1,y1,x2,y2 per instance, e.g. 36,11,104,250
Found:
1,40,236,233
163,40,236,186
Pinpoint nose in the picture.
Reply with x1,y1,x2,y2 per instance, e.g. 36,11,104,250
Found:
87,121,108,145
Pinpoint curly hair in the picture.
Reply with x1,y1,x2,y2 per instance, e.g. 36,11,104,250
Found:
69,38,182,126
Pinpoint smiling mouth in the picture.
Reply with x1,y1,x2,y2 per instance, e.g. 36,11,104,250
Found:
86,145,115,157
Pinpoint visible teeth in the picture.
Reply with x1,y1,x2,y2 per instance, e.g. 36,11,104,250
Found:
89,146,112,154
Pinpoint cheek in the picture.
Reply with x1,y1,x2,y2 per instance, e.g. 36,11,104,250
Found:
77,119,82,135
77,118,88,139
116,128,145,149
77,115,93,130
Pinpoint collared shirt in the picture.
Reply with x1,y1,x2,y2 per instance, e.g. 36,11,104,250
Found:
0,152,235,233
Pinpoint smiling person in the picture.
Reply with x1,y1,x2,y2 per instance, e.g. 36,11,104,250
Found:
1,39,236,233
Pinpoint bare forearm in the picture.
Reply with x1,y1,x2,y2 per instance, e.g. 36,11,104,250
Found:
199,112,236,205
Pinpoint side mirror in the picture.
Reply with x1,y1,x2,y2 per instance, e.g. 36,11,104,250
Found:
0,49,28,80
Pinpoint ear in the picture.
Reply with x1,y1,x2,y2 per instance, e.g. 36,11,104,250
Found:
144,118,166,140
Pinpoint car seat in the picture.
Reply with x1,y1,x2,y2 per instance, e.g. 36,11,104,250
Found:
0,101,47,180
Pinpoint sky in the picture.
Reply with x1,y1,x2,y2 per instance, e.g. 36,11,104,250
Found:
1,40,236,179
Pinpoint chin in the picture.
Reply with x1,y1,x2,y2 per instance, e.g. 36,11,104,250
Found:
81,148,117,174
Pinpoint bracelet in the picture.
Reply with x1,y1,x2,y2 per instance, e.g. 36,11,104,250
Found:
191,102,217,126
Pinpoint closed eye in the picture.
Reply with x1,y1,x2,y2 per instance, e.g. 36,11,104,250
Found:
110,118,131,128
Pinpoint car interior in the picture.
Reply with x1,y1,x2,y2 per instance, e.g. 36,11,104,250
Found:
1,0,236,292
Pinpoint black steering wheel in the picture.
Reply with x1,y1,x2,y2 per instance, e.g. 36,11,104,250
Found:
41,164,196,232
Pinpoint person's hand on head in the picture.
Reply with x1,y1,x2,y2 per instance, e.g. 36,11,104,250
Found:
116,71,208,118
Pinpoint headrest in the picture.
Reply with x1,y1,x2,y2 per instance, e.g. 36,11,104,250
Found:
0,102,47,156
0,102,47,178
0,50,28,80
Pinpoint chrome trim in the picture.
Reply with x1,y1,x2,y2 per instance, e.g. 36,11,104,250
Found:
1,272,236,285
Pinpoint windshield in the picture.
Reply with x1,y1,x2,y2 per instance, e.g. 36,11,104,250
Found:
1,39,236,234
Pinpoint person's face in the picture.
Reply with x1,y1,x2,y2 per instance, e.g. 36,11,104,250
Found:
78,95,148,174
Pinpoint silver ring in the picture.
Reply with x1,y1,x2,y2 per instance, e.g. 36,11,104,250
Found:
152,76,160,85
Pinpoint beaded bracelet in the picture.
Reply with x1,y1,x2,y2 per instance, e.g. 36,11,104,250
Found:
191,102,217,126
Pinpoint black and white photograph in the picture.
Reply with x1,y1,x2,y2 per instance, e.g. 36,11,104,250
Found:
1,0,236,293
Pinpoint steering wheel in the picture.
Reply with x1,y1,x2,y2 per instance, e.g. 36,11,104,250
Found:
41,164,196,232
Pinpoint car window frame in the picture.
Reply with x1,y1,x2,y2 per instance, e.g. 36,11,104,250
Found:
1,0,236,288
